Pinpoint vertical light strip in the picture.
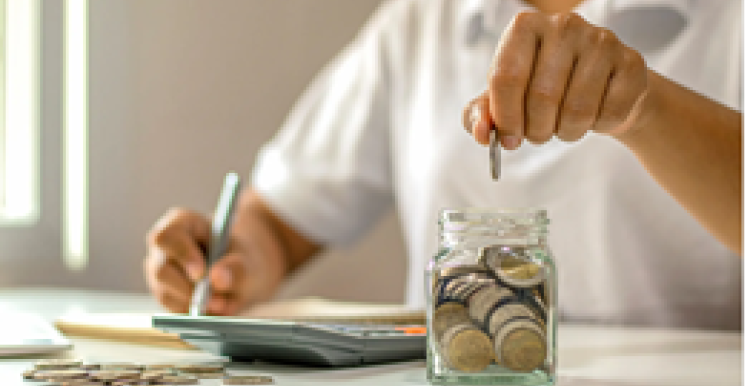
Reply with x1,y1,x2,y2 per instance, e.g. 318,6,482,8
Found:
63,0,88,270
2,0,39,223
0,0,6,212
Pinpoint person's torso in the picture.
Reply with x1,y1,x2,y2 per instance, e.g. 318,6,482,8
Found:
387,0,741,329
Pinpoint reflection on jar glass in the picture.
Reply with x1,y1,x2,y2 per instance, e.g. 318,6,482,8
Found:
426,208,557,386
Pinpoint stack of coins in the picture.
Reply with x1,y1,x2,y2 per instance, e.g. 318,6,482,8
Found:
431,245,549,373
20,359,274,385
432,303,495,372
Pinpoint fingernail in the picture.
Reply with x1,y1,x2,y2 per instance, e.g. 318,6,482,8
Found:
187,261,203,282
501,135,521,149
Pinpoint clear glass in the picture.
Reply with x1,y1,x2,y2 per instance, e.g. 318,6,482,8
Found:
426,208,557,386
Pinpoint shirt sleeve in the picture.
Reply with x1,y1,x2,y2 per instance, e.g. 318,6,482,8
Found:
251,3,399,246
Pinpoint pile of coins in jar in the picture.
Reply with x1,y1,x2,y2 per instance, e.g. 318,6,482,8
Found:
431,245,548,373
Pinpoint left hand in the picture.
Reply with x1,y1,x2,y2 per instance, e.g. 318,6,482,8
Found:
463,12,650,149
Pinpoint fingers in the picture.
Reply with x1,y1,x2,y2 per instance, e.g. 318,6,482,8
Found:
488,12,541,149
557,30,617,141
595,47,648,135
524,14,581,144
147,208,211,282
145,207,211,314
470,11,648,148
143,256,193,313
160,292,190,314
205,252,251,315
462,93,494,146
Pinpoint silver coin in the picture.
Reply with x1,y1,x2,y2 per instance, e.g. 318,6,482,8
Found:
159,374,199,385
489,129,499,180
193,372,225,379
467,285,516,328
98,362,142,371
222,375,274,385
33,369,88,380
34,359,83,370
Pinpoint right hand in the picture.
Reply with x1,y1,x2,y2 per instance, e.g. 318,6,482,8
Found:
144,206,288,315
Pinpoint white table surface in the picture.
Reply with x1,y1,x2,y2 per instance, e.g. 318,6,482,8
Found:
0,288,741,386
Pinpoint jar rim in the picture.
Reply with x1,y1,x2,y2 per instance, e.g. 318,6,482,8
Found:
440,208,548,223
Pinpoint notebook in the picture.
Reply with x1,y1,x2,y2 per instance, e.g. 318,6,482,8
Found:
1,313,72,355
54,297,426,349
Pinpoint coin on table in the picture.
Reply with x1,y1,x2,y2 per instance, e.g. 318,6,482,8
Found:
140,369,175,380
60,382,105,386
193,372,225,379
111,382,151,386
489,129,499,180
143,363,177,370
89,370,140,381
21,369,37,379
158,374,200,385
222,375,274,385
77,363,102,371
35,369,88,381
175,363,225,373
35,359,84,370
98,362,143,371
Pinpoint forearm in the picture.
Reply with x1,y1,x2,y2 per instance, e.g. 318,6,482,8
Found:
617,70,742,255
237,188,324,274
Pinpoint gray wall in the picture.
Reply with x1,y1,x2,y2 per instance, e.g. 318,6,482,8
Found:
1,0,408,304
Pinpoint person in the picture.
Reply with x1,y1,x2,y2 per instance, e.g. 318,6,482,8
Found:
143,0,742,330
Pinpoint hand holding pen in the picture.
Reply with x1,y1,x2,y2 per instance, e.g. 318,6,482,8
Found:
144,173,288,316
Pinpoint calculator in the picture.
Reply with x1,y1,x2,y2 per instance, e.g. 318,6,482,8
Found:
152,315,426,367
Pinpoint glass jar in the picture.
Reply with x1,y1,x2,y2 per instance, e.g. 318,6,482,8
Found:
426,208,556,386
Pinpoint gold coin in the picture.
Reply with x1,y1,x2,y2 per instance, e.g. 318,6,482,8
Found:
437,264,489,279
141,369,175,380
175,363,225,373
441,324,493,373
432,303,472,340
495,320,547,372
480,246,545,288
21,369,36,379
501,259,540,280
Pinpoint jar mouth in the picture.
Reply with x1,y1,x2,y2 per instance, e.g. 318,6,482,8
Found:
439,208,549,246
440,208,548,224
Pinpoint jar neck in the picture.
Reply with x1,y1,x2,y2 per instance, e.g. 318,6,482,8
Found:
439,208,549,249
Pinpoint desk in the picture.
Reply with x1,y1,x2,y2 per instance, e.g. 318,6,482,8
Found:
0,288,741,386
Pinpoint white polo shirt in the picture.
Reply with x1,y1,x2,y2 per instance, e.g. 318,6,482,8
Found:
252,0,741,330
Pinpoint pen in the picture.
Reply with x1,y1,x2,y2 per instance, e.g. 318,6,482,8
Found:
189,172,242,316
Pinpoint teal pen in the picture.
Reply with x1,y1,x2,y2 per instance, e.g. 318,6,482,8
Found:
189,172,242,316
